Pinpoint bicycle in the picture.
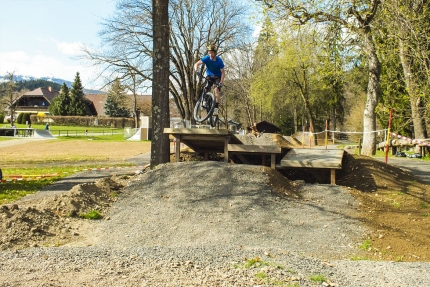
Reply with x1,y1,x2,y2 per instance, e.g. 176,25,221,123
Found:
193,72,220,128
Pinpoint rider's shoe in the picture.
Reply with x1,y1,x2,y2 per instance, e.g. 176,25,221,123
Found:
213,108,219,115
202,100,207,108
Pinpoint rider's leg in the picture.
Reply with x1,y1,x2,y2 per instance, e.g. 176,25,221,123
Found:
214,86,221,104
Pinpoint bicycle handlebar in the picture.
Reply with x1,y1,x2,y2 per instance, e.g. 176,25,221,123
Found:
195,71,223,88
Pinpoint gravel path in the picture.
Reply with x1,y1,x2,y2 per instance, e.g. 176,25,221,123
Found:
1,158,430,286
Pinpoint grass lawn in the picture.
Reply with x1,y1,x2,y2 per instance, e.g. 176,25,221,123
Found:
0,132,151,204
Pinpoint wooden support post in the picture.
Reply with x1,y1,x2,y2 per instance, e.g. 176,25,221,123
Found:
271,154,276,169
175,136,181,162
224,136,229,163
330,169,336,185
204,152,209,161
358,138,362,155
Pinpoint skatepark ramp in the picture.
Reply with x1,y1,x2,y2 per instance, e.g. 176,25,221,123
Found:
33,129,56,139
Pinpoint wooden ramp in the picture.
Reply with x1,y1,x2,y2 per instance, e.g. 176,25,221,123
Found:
164,128,241,161
278,148,344,184
164,128,346,184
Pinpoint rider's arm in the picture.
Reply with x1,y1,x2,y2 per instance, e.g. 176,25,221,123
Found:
194,60,203,71
220,67,225,84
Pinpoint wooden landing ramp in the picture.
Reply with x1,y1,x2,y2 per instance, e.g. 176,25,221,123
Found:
279,148,344,184
164,128,242,162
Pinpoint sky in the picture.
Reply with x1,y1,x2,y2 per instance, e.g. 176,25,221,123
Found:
0,0,117,89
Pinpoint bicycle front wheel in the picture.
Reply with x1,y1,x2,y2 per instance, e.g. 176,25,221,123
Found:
193,92,215,123
209,113,219,128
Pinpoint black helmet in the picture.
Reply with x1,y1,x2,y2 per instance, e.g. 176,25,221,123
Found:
207,44,217,52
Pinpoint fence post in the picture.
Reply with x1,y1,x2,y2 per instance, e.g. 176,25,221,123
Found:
358,138,362,155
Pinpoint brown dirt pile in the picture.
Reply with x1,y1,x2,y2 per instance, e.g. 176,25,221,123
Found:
339,154,430,262
0,175,130,250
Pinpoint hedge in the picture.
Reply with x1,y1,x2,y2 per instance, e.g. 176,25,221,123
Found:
29,115,135,128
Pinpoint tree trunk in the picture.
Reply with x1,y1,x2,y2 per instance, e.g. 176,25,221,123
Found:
151,0,170,168
399,38,428,139
361,31,381,156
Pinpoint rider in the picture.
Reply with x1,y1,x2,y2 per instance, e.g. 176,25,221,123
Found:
194,44,225,115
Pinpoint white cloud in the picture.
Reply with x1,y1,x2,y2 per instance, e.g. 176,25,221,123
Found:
57,41,85,56
0,51,30,71
0,50,101,88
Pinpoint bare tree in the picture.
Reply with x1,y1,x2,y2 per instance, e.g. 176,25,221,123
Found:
168,0,250,122
260,0,382,156
82,0,250,121
0,72,19,127
81,0,250,164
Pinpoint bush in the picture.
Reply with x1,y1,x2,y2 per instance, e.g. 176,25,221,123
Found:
0,114,4,124
22,113,31,125
29,115,135,128
16,113,24,124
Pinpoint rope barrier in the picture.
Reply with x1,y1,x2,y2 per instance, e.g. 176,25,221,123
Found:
0,165,146,183
390,132,430,146
300,129,388,136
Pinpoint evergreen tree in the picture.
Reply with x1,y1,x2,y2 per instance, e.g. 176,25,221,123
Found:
104,78,131,117
69,72,88,116
48,83,70,116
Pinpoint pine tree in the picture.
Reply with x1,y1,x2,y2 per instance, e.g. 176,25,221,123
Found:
104,78,131,117
68,72,88,116
48,83,70,116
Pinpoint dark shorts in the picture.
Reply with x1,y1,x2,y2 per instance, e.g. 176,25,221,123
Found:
205,76,221,92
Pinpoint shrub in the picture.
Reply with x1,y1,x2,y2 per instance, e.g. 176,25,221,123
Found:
22,113,32,125
16,113,24,124
29,115,135,128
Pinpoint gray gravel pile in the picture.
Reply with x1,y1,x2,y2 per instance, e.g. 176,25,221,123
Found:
1,161,429,286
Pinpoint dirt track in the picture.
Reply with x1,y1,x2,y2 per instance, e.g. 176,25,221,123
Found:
1,137,430,263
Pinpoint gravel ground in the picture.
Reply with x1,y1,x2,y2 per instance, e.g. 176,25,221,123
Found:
1,159,430,286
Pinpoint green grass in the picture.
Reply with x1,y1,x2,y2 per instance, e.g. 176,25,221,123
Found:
244,257,269,268
80,210,102,219
359,239,372,251
0,179,59,204
0,166,75,204
0,165,109,203
309,274,327,283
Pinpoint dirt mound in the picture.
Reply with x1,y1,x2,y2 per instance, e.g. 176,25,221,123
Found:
1,153,429,262
338,154,430,262
0,175,131,250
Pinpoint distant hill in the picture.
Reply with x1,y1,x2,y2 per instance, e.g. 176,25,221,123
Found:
0,75,104,94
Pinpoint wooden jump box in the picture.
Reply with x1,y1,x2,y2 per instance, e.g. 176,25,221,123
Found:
164,128,345,184
278,148,344,185
227,144,282,169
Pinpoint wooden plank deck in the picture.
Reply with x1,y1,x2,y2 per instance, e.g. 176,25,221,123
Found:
164,128,346,185
279,148,344,184
164,128,242,162
228,144,283,169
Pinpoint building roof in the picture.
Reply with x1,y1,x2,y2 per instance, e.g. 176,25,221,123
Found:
85,93,152,117
85,94,107,116
22,87,59,101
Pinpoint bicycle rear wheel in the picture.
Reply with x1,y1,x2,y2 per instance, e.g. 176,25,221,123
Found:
193,92,215,123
